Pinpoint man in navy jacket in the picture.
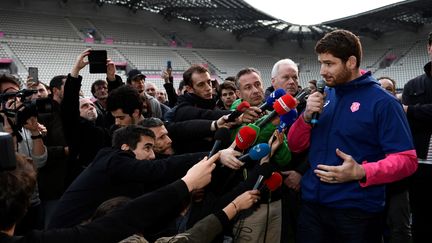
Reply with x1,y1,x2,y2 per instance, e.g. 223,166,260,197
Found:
288,29,417,243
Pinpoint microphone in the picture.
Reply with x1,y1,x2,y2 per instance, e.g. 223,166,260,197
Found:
295,88,311,104
237,143,270,162
278,109,298,132
261,172,283,192
259,88,286,111
252,172,283,192
247,123,261,136
255,93,297,128
225,101,250,122
208,127,231,157
310,80,326,126
234,126,257,151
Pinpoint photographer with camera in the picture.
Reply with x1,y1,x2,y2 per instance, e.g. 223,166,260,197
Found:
0,74,47,234
27,76,70,228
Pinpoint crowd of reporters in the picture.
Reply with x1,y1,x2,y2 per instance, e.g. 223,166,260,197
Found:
1,30,431,243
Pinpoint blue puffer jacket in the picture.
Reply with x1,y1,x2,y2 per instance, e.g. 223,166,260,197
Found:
303,72,414,212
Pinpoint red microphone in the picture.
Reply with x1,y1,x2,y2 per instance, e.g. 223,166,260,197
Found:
255,94,297,128
274,94,297,114
252,172,283,192
235,126,257,151
263,172,283,192
226,101,251,122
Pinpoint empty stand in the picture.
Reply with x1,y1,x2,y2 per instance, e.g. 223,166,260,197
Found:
0,10,81,41
118,46,190,71
0,6,430,96
90,19,165,45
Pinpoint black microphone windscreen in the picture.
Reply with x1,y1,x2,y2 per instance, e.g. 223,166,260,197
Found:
215,127,231,148
311,80,326,126
208,127,231,157
295,88,310,103
316,80,326,93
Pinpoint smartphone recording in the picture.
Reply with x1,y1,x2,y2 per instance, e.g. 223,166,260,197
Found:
88,50,107,73
28,67,39,82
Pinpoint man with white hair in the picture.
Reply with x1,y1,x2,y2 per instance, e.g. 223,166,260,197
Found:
61,50,111,184
265,59,310,243
265,58,306,114
145,81,171,118
145,81,157,97
79,97,98,122
269,59,299,95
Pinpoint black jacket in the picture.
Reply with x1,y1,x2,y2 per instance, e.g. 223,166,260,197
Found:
61,74,111,185
402,62,432,159
165,119,216,154
0,180,190,243
48,147,206,229
166,93,231,153
37,99,68,200
163,80,178,108
172,93,230,122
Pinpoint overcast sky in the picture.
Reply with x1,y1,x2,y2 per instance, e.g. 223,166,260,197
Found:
244,0,406,25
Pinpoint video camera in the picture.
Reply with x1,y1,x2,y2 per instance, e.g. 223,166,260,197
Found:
0,89,52,130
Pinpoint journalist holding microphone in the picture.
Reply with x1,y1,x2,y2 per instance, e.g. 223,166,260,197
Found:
287,29,418,243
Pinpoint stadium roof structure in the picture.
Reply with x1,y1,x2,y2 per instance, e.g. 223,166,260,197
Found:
95,0,432,43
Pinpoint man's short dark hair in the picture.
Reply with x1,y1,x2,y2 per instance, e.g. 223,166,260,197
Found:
112,125,155,150
225,76,236,82
235,68,261,89
106,85,143,116
91,79,108,96
0,74,20,93
377,76,396,88
218,81,237,94
308,79,317,86
178,80,185,91
138,117,164,128
49,75,67,93
0,154,37,231
315,29,362,68
89,196,131,222
183,65,209,87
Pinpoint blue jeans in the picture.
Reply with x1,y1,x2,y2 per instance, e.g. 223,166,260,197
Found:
296,202,383,243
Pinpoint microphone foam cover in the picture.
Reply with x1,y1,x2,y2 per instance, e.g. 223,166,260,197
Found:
270,88,286,99
264,96,276,109
249,143,271,160
214,127,231,146
247,124,260,141
316,79,326,93
273,94,297,115
236,101,251,112
279,109,298,130
265,172,283,192
235,126,257,150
